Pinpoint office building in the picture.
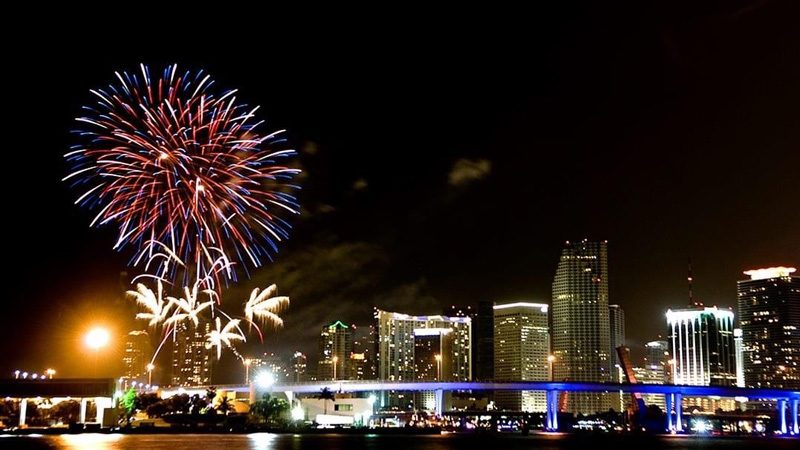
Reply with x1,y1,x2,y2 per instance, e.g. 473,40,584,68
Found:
290,351,307,382
737,267,800,389
123,330,150,384
413,328,453,410
171,321,213,386
552,240,612,414
666,306,737,387
644,340,670,383
493,302,550,412
376,309,472,382
317,321,354,381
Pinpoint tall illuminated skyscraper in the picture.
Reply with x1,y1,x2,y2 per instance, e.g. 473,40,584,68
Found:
493,302,550,412
290,351,307,382
737,267,800,389
123,330,150,384
171,322,213,386
317,321,353,381
376,309,472,382
666,306,737,386
552,240,612,414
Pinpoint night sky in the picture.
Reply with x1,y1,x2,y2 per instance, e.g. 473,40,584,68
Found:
3,3,798,384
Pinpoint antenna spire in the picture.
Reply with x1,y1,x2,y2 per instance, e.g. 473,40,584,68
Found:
688,257,694,307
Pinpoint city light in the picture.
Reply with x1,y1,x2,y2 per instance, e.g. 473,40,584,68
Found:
14,370,20,379
45,368,56,379
291,405,304,421
257,372,275,388
367,394,376,405
85,328,110,349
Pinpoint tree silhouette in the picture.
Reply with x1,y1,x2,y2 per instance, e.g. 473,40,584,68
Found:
314,387,336,416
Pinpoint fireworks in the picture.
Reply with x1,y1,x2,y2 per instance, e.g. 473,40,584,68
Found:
127,281,171,326
244,285,289,327
66,63,301,284
206,317,246,360
72,64,298,363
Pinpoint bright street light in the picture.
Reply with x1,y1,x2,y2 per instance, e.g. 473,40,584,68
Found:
435,354,442,381
257,372,275,388
147,363,155,385
85,328,110,349
291,405,304,421
45,369,56,379
548,355,556,381
332,356,339,380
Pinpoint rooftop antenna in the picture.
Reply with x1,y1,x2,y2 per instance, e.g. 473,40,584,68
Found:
688,257,693,306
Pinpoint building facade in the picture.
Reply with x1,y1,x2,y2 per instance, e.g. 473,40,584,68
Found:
643,340,670,383
123,330,150,384
291,351,307,382
376,309,472,382
493,302,550,412
317,321,354,381
609,304,626,376
413,328,454,410
171,322,213,386
551,240,612,414
737,267,800,389
666,307,737,387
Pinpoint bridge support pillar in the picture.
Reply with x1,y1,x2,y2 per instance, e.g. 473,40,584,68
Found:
434,390,443,417
80,398,89,423
674,393,683,433
19,398,27,427
792,398,798,435
546,390,559,431
665,393,673,432
778,399,787,434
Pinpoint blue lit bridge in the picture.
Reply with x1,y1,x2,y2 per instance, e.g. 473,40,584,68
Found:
205,380,800,435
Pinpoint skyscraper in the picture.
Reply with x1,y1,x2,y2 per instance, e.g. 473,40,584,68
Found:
413,328,454,410
171,322,213,386
475,301,495,381
644,340,669,383
123,330,150,384
442,302,495,381
290,351,307,382
666,307,737,386
737,267,800,389
376,309,472,382
317,321,354,381
608,304,626,378
552,240,612,414
493,302,550,412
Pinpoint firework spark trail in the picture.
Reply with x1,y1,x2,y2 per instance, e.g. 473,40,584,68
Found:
127,281,171,326
244,284,289,327
206,315,246,360
67,64,302,286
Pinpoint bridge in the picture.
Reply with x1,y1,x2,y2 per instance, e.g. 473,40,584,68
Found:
0,378,115,426
204,380,800,435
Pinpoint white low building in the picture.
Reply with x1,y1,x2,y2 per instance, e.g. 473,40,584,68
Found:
296,397,372,426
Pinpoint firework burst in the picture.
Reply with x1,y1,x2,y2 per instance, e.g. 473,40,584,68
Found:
244,284,289,327
66,64,301,285
206,316,246,360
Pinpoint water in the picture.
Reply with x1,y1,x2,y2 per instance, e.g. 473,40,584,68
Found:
1,433,797,450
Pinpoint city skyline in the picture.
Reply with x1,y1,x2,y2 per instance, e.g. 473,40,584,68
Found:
3,3,799,382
